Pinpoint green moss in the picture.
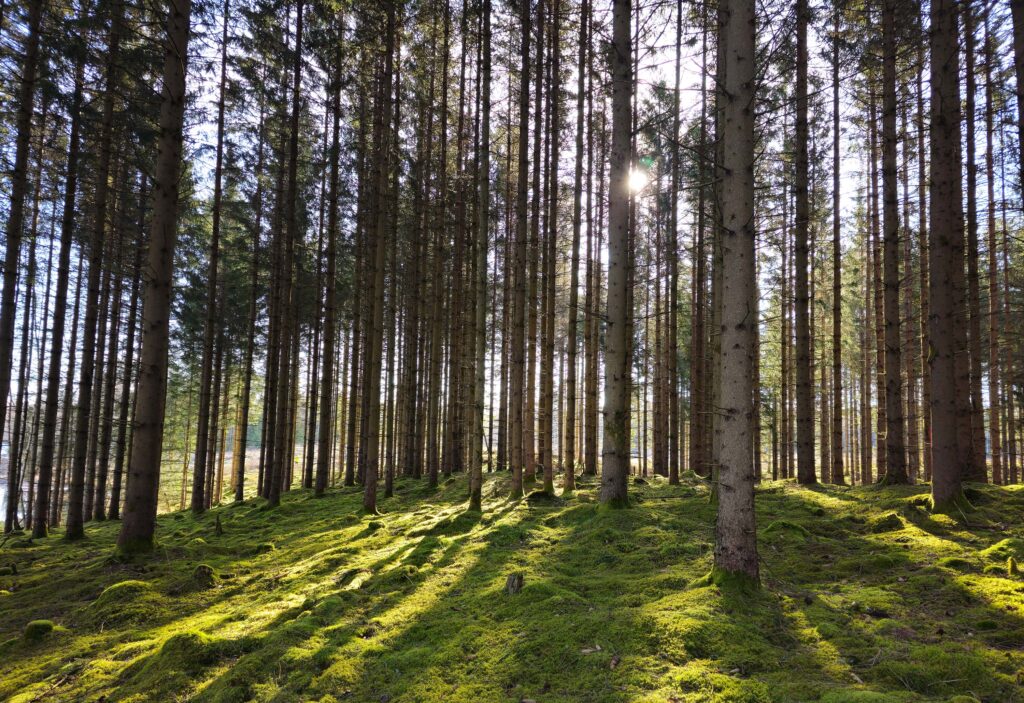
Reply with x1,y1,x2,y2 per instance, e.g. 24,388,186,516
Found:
761,519,811,540
819,691,903,703
867,512,904,533
2,475,1024,702
874,645,992,695
979,538,1024,562
192,564,215,589
23,620,54,642
82,579,164,628
936,556,977,572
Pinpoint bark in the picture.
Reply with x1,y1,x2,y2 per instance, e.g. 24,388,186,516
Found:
713,0,759,582
0,0,43,469
983,11,1002,485
362,2,397,514
667,0,681,484
33,47,85,538
191,0,230,512
880,0,907,484
793,0,814,485
831,8,844,485
600,0,631,507
317,42,343,497
928,0,968,511
269,0,305,508
109,185,143,520
564,0,587,491
67,0,124,539
916,36,932,481
469,0,491,510
509,0,530,498
117,0,193,552
962,0,987,482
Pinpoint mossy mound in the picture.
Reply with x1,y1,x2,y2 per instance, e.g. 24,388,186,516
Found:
761,519,811,540
867,512,904,533
82,580,164,628
23,620,54,642
191,564,215,589
936,556,977,572
979,537,1024,562
120,630,232,698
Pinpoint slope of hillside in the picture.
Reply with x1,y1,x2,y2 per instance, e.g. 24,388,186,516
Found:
1,474,1022,702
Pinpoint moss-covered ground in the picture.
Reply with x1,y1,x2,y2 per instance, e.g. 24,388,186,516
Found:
1,473,1023,702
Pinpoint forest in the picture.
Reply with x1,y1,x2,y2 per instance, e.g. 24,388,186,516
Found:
1,0,1024,697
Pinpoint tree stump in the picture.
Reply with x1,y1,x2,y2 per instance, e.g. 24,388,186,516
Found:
504,572,524,595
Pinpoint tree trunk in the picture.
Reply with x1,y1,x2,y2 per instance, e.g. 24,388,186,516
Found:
962,0,987,482
880,0,907,484
830,8,844,485
469,0,491,510
714,0,759,582
33,47,85,538
117,0,193,552
928,0,968,511
0,0,43,470
600,0,631,508
793,0,814,486
67,0,124,539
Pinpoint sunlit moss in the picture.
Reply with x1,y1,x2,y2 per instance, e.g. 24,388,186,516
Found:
1,475,1023,701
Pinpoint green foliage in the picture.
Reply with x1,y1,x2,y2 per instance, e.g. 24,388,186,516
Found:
1,477,1022,702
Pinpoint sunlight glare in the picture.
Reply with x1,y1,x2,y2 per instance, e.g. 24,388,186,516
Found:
628,167,649,193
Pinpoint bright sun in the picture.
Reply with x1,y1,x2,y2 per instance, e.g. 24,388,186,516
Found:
628,167,649,193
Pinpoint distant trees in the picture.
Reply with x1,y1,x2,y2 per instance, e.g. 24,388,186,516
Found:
0,0,1020,583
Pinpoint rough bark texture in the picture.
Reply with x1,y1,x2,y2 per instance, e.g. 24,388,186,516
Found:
713,0,759,582
794,0,815,485
600,0,631,508
117,0,193,552
928,0,967,511
880,0,907,484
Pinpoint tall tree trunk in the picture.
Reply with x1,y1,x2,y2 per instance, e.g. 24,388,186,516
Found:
600,0,631,507
317,41,343,497
916,36,932,481
983,12,1002,485
33,46,86,538
714,0,759,583
509,0,530,498
667,0,681,484
117,0,193,552
362,1,397,514
830,7,844,485
928,0,968,511
564,0,587,492
269,0,305,508
191,0,231,511
469,0,491,510
880,0,907,483
794,0,814,485
962,0,987,482
0,0,43,469
109,187,143,520
67,0,124,539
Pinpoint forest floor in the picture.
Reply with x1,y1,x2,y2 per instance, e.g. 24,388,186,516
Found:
1,473,1023,703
